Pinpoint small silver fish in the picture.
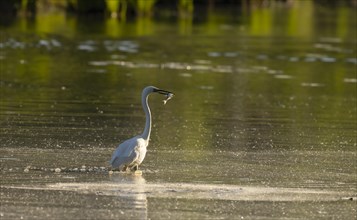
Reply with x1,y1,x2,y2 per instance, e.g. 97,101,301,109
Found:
163,93,174,105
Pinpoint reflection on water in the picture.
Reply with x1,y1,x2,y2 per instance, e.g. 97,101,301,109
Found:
109,174,147,219
0,2,356,219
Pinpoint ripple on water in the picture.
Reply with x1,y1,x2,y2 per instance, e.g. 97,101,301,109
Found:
301,82,325,87
289,57,299,62
78,44,97,52
314,42,351,53
5,181,351,202
3,38,25,49
88,61,109,66
0,38,63,50
343,78,357,83
160,62,189,70
274,75,293,79
267,69,283,74
104,40,139,53
319,37,342,43
199,85,214,90
87,69,107,73
257,54,269,60
320,57,336,63
224,52,239,57
346,58,357,64
37,39,62,50
208,52,221,57
213,65,233,73
179,73,192,78
194,59,212,65
304,57,318,62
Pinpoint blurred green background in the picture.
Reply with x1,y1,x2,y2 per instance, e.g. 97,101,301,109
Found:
1,0,356,38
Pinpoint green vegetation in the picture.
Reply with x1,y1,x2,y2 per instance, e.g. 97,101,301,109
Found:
1,0,355,40
2,0,356,18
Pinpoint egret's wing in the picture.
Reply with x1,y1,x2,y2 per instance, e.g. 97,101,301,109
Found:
110,137,139,168
110,153,138,169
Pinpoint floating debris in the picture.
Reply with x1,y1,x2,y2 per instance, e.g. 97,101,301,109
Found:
19,165,111,173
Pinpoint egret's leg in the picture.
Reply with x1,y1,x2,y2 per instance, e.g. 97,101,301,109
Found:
121,165,128,172
132,165,138,171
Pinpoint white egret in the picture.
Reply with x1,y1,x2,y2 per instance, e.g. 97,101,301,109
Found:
110,86,174,172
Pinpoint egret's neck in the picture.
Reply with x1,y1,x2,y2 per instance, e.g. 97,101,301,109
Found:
141,93,151,141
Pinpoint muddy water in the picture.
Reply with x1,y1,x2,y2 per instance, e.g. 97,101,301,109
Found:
1,3,357,220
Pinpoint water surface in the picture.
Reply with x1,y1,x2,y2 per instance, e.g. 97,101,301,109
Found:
1,2,356,219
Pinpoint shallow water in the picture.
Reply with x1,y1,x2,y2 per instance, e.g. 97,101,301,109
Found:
1,2,357,219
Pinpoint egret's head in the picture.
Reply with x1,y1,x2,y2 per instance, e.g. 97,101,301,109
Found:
143,86,174,104
142,86,172,95
154,88,174,105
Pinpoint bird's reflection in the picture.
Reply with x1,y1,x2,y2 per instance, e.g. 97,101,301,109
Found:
109,173,147,219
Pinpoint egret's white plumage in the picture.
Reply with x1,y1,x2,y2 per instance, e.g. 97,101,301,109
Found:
110,86,173,172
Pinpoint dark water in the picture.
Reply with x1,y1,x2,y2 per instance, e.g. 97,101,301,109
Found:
1,2,357,219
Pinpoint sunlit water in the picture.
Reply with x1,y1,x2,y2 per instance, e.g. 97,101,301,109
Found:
1,3,357,219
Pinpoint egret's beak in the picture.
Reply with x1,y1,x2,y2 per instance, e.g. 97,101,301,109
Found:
154,88,173,96
154,88,174,105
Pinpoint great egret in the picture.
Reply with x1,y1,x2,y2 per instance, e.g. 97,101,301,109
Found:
110,86,174,172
